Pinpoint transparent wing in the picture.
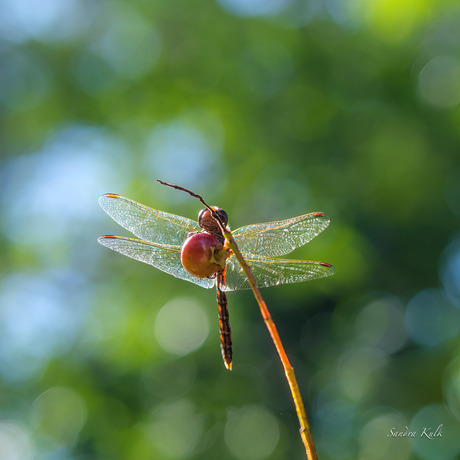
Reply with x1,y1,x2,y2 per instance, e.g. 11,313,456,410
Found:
232,212,330,257
99,194,201,246
222,253,335,291
98,235,215,289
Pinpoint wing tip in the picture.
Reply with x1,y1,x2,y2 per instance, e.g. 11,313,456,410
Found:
310,212,330,228
98,235,118,246
320,261,335,276
99,193,120,204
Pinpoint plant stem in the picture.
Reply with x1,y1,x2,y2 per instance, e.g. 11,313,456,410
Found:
222,228,318,460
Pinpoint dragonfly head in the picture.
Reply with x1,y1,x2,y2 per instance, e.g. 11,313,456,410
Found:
198,207,228,235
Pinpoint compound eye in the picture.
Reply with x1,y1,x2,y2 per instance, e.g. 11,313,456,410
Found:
198,207,228,228
198,208,208,226
215,208,228,226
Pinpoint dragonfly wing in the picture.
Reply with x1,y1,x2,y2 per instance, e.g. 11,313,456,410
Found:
232,212,330,257
98,235,215,289
99,194,201,246
222,254,334,291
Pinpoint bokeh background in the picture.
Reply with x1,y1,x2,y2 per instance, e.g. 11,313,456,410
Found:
1,0,460,459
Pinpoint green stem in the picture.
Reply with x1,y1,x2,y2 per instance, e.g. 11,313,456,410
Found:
222,229,318,460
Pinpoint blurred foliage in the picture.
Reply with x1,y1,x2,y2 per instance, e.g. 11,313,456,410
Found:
1,0,460,459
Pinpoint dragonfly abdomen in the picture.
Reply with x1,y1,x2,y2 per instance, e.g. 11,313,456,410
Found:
217,272,232,370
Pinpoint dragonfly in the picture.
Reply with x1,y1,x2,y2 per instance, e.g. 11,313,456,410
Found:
98,193,334,370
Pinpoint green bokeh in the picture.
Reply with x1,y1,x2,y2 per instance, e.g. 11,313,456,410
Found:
1,1,460,459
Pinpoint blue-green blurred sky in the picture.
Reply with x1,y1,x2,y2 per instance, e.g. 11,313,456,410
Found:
1,0,460,459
